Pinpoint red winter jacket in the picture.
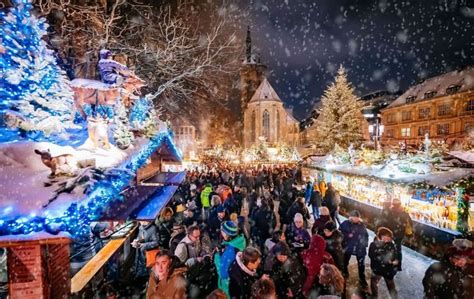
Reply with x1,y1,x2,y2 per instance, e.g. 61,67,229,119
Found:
301,234,327,295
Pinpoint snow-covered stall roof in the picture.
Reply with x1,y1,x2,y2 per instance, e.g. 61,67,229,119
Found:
0,130,181,236
448,151,474,165
387,66,474,108
308,156,474,187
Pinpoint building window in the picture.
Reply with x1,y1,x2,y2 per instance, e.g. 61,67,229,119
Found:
446,84,461,95
466,100,474,111
424,91,437,99
437,123,450,135
406,96,416,103
262,110,270,140
401,111,412,121
418,107,431,119
437,103,452,116
251,111,256,142
387,113,396,123
401,127,411,137
276,110,280,140
386,129,394,138
418,126,429,136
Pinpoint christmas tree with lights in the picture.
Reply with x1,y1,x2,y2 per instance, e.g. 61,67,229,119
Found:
0,0,75,138
316,66,364,152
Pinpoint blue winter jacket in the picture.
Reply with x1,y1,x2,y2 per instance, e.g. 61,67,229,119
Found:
340,220,369,257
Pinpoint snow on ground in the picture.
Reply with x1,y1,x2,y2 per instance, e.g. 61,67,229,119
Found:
0,138,141,222
344,219,435,299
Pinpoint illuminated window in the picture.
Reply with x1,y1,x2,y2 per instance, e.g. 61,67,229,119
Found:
263,110,270,140
446,85,461,95
418,107,431,119
401,111,412,121
437,103,452,116
251,111,256,142
437,124,449,135
276,110,280,140
401,127,411,137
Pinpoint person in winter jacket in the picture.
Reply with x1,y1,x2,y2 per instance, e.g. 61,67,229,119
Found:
368,227,399,298
322,221,345,272
319,180,328,198
229,247,261,299
174,225,211,267
263,232,287,273
285,213,311,254
376,199,412,271
214,221,246,298
270,242,306,298
316,263,345,298
264,230,286,255
208,204,228,242
155,208,174,249
312,206,333,236
146,249,187,299
423,245,473,299
304,178,314,205
132,221,159,278
323,183,340,226
251,197,275,250
201,183,213,220
285,197,311,228
310,183,323,220
340,210,369,288
301,233,327,296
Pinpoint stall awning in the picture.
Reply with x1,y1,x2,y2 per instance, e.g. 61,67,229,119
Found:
140,171,186,186
135,186,179,220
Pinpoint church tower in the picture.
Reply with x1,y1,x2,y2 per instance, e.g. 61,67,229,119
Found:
240,26,267,111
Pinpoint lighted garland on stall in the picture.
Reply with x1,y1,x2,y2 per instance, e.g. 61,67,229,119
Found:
455,187,468,234
0,130,181,237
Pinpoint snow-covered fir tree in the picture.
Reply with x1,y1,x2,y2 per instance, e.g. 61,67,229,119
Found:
113,101,134,149
0,0,75,138
316,66,364,152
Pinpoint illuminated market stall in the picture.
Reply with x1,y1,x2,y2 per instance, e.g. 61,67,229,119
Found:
304,143,474,257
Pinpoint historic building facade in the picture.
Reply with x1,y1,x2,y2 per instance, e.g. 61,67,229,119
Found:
240,28,300,148
242,79,300,148
380,67,474,147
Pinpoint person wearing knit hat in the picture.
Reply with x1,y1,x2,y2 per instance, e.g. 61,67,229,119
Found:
294,212,304,224
285,212,311,253
369,226,398,298
221,220,238,237
271,241,306,298
214,221,246,298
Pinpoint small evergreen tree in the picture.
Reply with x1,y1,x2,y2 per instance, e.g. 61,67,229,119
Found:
316,66,364,152
0,0,75,138
113,102,134,149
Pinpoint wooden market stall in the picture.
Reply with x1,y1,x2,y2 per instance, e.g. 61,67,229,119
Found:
0,131,184,298
304,162,474,259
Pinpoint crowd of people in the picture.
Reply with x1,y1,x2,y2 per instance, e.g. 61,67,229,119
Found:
131,165,474,299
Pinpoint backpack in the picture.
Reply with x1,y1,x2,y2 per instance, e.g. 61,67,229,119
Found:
169,231,186,253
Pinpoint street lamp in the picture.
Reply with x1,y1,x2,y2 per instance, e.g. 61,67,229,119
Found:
368,117,384,150
363,105,384,150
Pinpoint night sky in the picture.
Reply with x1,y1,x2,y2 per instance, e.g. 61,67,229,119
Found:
240,0,474,119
